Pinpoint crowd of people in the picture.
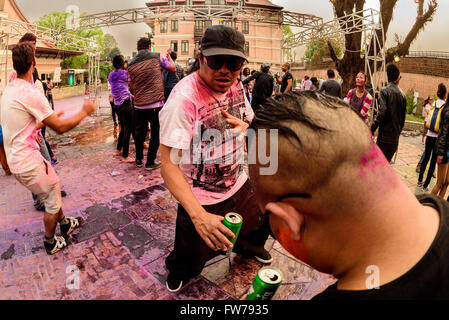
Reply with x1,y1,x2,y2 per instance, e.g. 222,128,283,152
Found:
1,24,449,300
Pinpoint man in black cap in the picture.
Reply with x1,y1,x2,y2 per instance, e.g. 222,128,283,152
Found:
242,62,274,112
371,64,407,162
159,25,272,292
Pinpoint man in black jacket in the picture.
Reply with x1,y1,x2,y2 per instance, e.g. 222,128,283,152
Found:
371,64,407,162
242,62,274,112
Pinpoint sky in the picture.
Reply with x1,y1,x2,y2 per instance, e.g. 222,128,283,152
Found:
15,0,449,57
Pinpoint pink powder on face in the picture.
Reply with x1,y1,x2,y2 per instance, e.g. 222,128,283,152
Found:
359,144,388,177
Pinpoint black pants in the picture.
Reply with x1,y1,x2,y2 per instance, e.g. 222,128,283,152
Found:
47,94,54,110
110,101,118,125
377,140,398,163
116,99,134,158
251,96,266,113
165,180,270,281
164,87,173,102
134,107,161,165
419,136,437,188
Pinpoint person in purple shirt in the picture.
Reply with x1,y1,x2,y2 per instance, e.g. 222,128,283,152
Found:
108,55,135,163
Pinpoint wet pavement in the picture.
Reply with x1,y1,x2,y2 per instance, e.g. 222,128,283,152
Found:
0,93,431,300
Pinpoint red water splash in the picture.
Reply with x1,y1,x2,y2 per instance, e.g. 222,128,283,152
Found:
276,227,308,262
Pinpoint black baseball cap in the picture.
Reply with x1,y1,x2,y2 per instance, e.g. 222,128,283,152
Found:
200,25,247,60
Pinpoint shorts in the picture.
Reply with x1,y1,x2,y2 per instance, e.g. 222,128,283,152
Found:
14,161,61,214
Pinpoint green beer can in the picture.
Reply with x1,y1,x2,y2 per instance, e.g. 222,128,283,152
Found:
222,212,243,247
246,267,283,300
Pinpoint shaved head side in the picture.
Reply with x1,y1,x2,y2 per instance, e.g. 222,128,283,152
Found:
248,91,375,213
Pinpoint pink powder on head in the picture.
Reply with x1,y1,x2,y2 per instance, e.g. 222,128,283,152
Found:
359,144,388,177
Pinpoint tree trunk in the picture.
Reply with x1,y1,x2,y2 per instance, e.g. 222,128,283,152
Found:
328,0,437,93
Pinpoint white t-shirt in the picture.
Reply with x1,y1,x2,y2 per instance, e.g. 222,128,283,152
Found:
159,72,254,205
0,78,54,174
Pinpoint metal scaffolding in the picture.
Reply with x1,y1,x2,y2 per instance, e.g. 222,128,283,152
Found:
283,8,386,95
0,17,101,107
79,4,323,29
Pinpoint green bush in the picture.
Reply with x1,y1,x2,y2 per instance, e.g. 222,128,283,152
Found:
406,94,417,114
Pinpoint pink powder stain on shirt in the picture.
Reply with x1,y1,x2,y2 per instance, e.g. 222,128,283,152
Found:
359,145,388,177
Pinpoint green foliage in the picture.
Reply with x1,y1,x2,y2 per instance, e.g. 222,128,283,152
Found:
60,55,88,69
102,34,120,61
303,37,344,65
36,12,106,67
100,64,114,83
282,24,294,61
108,48,121,62
406,94,418,115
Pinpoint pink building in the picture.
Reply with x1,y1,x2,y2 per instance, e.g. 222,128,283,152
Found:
146,0,284,72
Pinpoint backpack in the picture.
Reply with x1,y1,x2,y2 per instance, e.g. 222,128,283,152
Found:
426,100,445,132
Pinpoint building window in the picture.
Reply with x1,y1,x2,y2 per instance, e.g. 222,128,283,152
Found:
160,20,168,33
171,40,178,52
226,20,236,29
205,20,212,28
205,0,225,4
244,42,249,56
186,0,193,5
242,21,249,34
195,41,199,51
195,20,203,33
171,20,178,32
181,40,189,55
169,0,176,7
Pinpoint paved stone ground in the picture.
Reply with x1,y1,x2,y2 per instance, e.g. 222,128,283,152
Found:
0,93,430,300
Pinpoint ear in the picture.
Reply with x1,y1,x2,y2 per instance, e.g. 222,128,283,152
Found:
265,202,304,241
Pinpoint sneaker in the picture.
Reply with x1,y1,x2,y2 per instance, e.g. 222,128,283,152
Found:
254,249,273,264
145,162,161,171
51,158,58,165
422,186,430,193
136,159,143,168
417,181,423,188
234,244,273,264
166,273,183,293
60,217,83,237
44,236,69,255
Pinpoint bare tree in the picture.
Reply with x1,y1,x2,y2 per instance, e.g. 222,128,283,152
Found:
328,0,438,94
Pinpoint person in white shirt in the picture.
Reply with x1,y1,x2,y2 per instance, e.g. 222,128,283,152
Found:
1,43,96,255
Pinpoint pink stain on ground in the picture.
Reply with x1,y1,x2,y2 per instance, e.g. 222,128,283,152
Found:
359,145,388,177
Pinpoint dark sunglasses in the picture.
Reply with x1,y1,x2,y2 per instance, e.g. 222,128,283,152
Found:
205,55,246,72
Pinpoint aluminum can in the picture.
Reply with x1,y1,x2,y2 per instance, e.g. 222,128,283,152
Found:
222,212,243,246
246,267,283,300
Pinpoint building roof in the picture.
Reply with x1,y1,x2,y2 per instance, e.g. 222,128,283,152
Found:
246,0,283,9
7,44,84,59
0,0,30,23
146,0,283,9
